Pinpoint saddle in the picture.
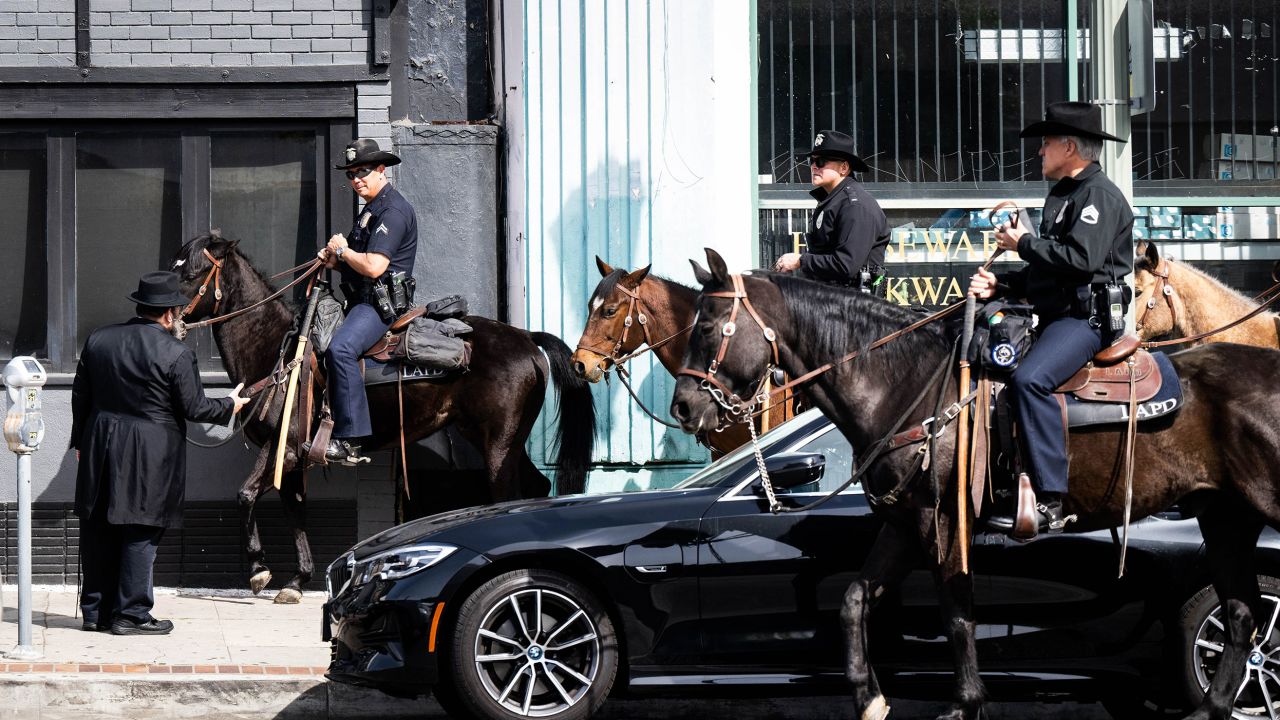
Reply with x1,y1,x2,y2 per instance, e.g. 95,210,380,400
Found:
363,295,471,364
1054,334,1160,403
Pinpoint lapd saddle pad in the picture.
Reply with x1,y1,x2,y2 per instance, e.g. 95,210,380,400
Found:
362,357,462,387
1062,351,1182,428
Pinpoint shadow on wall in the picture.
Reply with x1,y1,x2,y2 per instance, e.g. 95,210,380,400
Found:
537,161,706,477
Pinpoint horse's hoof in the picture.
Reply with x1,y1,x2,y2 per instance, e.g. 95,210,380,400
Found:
273,587,302,604
861,695,891,720
249,570,272,595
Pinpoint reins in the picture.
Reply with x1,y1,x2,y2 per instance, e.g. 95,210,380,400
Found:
179,255,324,332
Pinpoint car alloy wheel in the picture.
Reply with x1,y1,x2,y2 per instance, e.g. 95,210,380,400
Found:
441,569,618,720
1183,575,1280,719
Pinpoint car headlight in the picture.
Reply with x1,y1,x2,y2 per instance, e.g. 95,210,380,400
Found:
352,544,458,586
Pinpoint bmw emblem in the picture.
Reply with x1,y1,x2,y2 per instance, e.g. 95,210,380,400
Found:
527,645,544,660
991,342,1018,368
1250,650,1265,667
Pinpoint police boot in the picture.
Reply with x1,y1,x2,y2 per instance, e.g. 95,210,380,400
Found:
323,439,370,466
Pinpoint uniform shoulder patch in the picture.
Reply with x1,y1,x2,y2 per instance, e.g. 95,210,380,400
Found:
1080,204,1099,225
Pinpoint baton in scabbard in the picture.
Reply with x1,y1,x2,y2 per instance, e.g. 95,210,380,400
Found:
273,281,323,490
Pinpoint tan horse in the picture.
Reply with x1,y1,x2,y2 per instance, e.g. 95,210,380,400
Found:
1134,241,1280,348
572,257,795,457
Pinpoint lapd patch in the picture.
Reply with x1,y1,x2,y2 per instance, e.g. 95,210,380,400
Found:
990,342,1018,368
1080,204,1099,225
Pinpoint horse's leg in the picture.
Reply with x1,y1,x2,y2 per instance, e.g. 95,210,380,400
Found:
1185,498,1265,720
239,444,275,594
844,521,921,720
931,555,985,720
272,469,313,605
517,447,551,499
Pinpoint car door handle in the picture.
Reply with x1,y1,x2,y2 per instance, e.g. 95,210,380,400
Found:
634,565,668,574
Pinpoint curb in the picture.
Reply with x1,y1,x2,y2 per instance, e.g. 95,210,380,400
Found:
0,674,427,720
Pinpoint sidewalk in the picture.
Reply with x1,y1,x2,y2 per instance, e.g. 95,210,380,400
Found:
0,586,423,719
0,587,1112,720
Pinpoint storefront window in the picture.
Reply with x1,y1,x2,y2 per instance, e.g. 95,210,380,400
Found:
211,131,319,284
75,133,183,350
0,134,47,359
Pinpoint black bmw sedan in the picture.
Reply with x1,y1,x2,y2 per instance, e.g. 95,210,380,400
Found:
325,409,1280,720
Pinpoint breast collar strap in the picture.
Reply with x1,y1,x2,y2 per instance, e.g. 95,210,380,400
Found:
183,248,225,318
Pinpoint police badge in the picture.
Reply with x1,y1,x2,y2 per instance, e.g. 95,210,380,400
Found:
345,147,357,163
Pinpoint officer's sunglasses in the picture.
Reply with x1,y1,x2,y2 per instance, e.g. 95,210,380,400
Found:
808,155,840,168
345,166,376,180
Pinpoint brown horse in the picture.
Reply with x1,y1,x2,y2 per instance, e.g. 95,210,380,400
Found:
671,248,1280,720
172,232,596,602
571,256,792,456
1134,240,1280,347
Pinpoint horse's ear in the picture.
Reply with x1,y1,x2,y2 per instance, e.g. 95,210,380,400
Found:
596,256,614,277
690,259,714,288
622,264,651,287
1137,240,1160,269
704,248,730,286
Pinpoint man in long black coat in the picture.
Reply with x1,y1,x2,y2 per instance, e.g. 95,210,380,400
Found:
71,271,249,635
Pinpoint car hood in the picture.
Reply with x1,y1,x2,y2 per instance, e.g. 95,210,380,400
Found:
350,487,721,560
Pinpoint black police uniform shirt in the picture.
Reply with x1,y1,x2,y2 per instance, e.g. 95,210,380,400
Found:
799,175,890,285
997,162,1133,319
339,183,418,289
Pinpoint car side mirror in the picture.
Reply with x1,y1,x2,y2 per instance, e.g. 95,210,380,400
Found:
753,452,826,493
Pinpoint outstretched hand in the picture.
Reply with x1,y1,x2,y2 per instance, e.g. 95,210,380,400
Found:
229,382,251,415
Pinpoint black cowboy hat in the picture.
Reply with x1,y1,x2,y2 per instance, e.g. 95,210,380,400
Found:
1020,101,1125,143
807,130,871,173
333,138,402,170
127,271,191,308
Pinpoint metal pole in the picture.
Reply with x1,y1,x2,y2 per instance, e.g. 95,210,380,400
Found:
10,451,39,659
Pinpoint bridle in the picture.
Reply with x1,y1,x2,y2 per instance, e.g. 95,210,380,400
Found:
1135,257,1177,334
576,282,694,368
676,274,781,422
182,248,226,319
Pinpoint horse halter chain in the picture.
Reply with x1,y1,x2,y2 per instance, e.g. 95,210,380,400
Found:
1135,258,1177,333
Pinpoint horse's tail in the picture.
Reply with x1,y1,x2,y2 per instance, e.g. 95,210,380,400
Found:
532,331,598,495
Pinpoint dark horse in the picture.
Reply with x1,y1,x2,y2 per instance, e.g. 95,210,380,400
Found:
171,232,596,602
671,249,1280,720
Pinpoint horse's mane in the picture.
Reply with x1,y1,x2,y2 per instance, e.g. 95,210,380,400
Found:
1167,257,1274,315
764,272,955,375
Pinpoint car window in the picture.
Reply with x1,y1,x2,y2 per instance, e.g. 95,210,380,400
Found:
673,408,827,489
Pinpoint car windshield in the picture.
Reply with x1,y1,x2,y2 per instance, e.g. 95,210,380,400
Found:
673,408,826,489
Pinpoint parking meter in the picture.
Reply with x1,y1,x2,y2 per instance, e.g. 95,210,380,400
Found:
3,357,46,453
2,355,45,660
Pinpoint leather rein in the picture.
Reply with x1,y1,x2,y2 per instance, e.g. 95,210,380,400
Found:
177,250,324,332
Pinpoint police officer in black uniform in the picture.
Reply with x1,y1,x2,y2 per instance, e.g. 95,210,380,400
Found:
971,102,1134,536
316,139,419,465
774,130,889,295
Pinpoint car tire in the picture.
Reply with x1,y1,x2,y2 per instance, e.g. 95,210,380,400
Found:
1177,574,1280,718
437,569,619,720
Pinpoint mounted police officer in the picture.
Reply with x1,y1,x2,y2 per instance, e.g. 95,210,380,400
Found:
773,130,889,296
72,271,251,635
315,139,419,465
970,101,1134,537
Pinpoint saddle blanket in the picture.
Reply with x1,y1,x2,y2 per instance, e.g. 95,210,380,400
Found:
362,358,460,387
1064,351,1182,428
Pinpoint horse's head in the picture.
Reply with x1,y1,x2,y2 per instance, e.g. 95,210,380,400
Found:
1133,240,1177,338
170,230,240,321
571,256,654,382
670,248,783,436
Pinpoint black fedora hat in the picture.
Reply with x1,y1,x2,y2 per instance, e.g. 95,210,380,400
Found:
333,138,401,170
127,271,191,308
807,130,871,173
1020,101,1124,143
